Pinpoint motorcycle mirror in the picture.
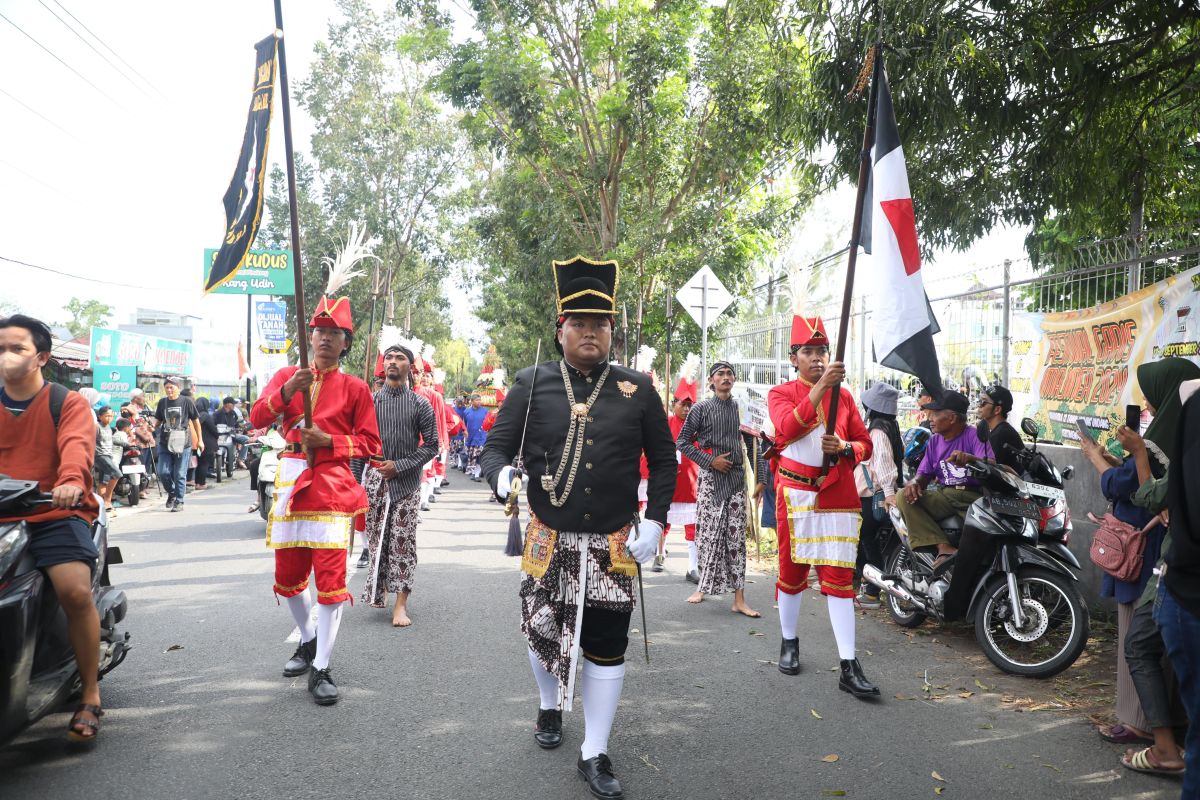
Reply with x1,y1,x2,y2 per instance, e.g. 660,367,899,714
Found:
1021,417,1040,438
1062,464,1074,480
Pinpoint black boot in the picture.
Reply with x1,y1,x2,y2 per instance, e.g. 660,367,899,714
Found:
308,667,339,705
778,637,801,676
533,708,562,749
577,754,623,799
356,548,370,569
838,658,880,698
282,637,316,677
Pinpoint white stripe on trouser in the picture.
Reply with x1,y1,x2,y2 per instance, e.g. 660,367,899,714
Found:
580,660,625,760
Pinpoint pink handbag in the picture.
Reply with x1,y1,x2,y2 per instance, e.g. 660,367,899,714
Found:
1087,512,1154,583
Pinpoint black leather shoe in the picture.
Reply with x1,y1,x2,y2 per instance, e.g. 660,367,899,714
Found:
778,637,801,675
533,708,562,749
283,638,317,677
308,667,339,705
685,570,700,584
577,754,623,799
356,548,370,569
838,658,881,698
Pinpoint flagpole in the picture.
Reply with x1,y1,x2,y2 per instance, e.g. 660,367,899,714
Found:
821,43,882,478
273,0,312,429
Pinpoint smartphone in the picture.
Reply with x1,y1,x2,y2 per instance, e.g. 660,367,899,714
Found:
1075,418,1097,444
1126,404,1141,433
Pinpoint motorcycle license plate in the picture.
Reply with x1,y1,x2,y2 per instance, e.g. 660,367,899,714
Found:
1024,481,1065,502
991,496,1038,519
121,464,146,474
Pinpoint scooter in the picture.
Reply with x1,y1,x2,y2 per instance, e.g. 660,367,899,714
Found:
255,429,287,522
112,445,145,507
0,476,130,745
864,445,1088,678
215,423,235,483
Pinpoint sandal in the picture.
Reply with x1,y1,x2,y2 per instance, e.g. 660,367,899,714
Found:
1099,722,1153,745
67,703,102,743
1121,746,1185,776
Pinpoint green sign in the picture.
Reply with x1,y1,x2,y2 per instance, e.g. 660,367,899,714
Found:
93,364,138,405
203,248,295,295
90,326,193,375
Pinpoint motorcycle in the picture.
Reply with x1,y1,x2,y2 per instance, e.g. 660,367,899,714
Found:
0,476,131,745
864,425,1088,678
215,423,236,483
112,444,145,507
255,429,287,522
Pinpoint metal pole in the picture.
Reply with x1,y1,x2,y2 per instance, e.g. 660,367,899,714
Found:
1001,258,1011,386
272,0,312,428
245,294,253,400
700,272,708,396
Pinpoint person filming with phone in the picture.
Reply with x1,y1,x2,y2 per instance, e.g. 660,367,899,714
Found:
1081,357,1200,746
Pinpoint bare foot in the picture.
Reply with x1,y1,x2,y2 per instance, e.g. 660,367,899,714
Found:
392,610,412,627
686,591,705,604
731,602,761,618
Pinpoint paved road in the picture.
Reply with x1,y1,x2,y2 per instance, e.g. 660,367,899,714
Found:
0,475,1179,799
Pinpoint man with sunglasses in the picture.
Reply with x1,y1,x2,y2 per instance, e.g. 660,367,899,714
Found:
973,384,1024,473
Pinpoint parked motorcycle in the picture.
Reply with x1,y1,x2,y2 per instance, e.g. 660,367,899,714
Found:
864,429,1088,678
112,444,145,507
215,423,235,483
255,429,286,522
0,476,131,745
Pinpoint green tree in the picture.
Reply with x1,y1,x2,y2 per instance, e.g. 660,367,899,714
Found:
799,0,1200,269
63,297,112,339
439,0,820,370
261,0,471,372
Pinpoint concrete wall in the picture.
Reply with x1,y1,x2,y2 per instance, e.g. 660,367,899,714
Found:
1037,444,1115,618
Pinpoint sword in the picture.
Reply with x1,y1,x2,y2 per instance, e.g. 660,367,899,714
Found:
504,340,542,517
637,561,650,664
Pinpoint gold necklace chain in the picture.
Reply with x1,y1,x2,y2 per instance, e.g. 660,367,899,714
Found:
541,360,611,507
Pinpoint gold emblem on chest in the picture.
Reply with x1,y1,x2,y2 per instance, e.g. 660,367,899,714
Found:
616,380,637,398
571,402,589,419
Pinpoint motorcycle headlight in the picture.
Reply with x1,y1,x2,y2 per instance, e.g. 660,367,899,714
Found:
0,525,30,578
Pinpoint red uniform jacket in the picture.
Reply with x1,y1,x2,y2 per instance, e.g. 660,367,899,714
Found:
767,377,870,511
417,386,451,450
251,365,381,517
669,413,698,504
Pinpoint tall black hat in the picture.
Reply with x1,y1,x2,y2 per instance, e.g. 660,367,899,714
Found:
553,256,619,317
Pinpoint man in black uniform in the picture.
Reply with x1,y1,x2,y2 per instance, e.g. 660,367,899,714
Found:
482,255,677,800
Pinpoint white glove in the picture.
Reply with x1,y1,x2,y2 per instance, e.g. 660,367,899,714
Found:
496,465,518,499
626,519,663,564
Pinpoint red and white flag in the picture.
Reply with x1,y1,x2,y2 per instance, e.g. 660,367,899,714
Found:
860,61,944,398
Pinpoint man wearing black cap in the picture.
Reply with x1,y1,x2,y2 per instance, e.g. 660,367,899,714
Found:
972,384,1024,473
896,390,995,565
482,255,677,800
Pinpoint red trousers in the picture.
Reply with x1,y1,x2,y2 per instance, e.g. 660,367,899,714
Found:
274,547,351,605
663,523,697,542
775,509,855,599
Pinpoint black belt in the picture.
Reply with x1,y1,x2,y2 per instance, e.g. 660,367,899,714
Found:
284,443,303,454
779,467,820,488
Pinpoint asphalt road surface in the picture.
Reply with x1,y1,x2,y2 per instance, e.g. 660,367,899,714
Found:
0,474,1181,800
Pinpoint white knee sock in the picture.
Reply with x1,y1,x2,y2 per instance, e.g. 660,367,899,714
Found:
580,660,625,760
687,541,698,573
827,595,856,660
528,648,559,710
286,589,316,643
313,602,344,670
778,590,802,640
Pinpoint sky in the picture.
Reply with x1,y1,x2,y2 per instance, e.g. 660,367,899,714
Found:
0,1,1026,358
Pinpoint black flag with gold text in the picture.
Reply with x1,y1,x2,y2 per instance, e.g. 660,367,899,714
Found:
204,35,277,294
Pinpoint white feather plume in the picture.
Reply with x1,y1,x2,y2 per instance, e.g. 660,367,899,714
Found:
677,352,700,383
410,336,425,361
491,367,506,389
320,222,378,296
787,263,807,316
377,324,406,356
421,342,436,364
433,368,446,384
634,345,657,374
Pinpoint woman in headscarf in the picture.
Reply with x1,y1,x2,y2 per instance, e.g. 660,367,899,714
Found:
193,397,220,490
1079,357,1200,744
854,382,904,609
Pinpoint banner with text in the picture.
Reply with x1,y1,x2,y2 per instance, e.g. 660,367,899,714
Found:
1010,265,1200,450
203,247,295,295
89,326,193,376
93,365,138,406
252,299,291,388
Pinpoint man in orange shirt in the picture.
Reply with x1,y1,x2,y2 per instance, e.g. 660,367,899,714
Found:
0,314,104,740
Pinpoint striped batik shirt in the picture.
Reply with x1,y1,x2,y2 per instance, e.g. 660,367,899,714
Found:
363,383,439,500
677,395,768,503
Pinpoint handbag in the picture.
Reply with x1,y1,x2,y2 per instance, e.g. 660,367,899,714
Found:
167,429,187,455
1087,510,1155,583
863,467,886,522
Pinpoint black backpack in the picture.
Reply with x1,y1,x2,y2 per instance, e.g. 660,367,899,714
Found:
47,382,70,429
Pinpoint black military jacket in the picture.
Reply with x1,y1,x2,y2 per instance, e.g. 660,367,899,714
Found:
482,360,677,533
